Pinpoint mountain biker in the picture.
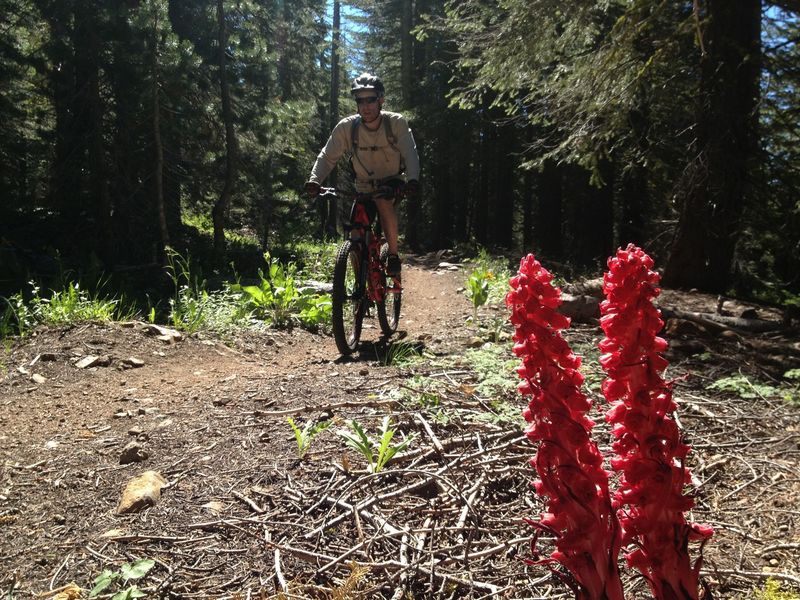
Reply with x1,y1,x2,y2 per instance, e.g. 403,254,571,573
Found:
305,72,420,278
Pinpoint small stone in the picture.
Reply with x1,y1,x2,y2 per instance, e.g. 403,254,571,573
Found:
31,374,47,384
468,336,483,348
122,357,145,368
202,501,225,514
113,411,130,419
45,439,59,450
212,397,231,406
137,407,159,415
127,426,145,437
75,355,111,369
100,528,127,538
144,324,183,343
53,513,66,524
769,558,779,567
116,470,167,514
359,368,369,376
119,441,149,464
157,418,173,429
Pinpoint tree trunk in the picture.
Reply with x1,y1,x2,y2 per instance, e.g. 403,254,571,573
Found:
617,162,647,249
569,162,613,267
326,0,340,238
493,124,515,248
522,169,534,252
663,0,761,291
74,0,113,265
400,0,413,107
212,0,238,267
151,3,170,261
537,159,563,260
473,122,491,245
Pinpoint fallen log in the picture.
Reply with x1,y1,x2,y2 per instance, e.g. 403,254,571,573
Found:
658,306,784,333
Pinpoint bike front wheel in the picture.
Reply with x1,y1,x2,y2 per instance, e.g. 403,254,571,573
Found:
377,243,402,335
331,240,365,354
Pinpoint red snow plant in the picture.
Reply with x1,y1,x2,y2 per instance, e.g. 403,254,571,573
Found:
598,244,712,600
507,255,624,600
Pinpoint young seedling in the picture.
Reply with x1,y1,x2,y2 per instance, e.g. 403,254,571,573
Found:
287,417,330,458
89,558,155,600
338,416,413,473
466,269,490,323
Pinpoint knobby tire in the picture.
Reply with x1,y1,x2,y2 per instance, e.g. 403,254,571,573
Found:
377,243,402,335
331,240,365,355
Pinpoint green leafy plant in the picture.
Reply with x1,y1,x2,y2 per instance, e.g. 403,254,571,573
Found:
466,269,490,322
463,343,518,397
232,252,331,330
754,578,800,600
1,291,35,338
709,374,781,399
287,417,330,458
89,558,155,600
782,368,800,404
338,416,413,473
469,398,525,427
165,248,209,332
165,248,251,334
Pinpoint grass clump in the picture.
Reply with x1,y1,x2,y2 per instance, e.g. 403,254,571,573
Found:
1,281,128,338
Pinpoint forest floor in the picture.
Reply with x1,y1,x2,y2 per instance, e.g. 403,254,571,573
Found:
1,254,799,599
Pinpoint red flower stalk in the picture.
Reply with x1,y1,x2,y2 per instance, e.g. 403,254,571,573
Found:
508,255,624,600
598,244,713,600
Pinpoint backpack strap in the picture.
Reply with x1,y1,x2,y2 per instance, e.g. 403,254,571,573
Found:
349,114,405,179
383,116,397,151
349,116,374,177
383,116,405,173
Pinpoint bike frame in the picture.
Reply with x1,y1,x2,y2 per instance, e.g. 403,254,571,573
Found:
322,186,402,304
349,197,395,304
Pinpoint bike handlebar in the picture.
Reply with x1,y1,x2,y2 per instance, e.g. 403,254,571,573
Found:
315,184,406,201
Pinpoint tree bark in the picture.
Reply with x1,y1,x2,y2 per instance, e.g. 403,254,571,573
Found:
536,159,563,260
663,0,761,291
493,124,515,248
326,0,340,238
151,3,170,261
212,0,238,267
522,169,534,252
74,0,113,264
400,0,413,107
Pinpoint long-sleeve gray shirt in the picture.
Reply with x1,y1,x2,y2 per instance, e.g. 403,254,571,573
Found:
309,111,420,192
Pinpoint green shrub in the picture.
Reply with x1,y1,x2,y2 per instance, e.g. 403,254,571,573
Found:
1,281,125,338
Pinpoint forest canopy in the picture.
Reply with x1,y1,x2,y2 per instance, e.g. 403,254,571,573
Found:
1,0,798,303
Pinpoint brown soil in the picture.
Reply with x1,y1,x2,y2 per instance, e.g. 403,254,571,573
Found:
1,257,799,599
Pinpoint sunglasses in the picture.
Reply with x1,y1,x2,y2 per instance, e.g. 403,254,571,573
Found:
355,96,379,105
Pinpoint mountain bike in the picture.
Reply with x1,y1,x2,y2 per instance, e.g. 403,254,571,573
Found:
317,185,403,355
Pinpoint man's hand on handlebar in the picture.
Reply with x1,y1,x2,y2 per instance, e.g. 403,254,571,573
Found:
305,181,321,199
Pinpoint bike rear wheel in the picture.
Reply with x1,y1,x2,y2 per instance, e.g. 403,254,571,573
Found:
377,243,402,335
332,240,365,354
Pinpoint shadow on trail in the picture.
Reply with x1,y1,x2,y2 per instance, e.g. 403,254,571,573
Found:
333,331,427,365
